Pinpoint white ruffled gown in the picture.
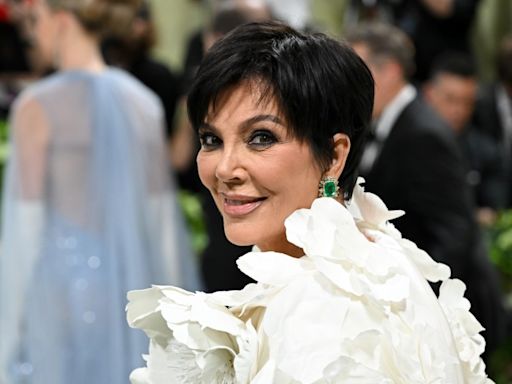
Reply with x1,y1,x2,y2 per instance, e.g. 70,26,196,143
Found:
126,179,493,383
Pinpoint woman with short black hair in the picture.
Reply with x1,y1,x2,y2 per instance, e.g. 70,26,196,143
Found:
128,21,491,383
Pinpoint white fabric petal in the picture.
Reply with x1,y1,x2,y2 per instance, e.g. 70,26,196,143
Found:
438,279,490,382
234,320,259,383
349,177,405,226
129,368,150,384
126,287,172,340
323,356,394,384
236,251,306,285
210,283,269,308
126,285,259,384
399,238,451,282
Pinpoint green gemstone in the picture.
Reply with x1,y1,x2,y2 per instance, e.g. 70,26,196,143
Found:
323,180,337,197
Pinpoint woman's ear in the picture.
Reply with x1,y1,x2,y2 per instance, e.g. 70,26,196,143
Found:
326,133,351,179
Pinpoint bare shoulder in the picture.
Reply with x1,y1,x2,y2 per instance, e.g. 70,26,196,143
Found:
11,91,50,143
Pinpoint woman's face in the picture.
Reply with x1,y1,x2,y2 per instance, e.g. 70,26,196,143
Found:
197,82,323,256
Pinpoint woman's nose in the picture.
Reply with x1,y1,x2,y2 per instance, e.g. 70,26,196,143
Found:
215,146,245,182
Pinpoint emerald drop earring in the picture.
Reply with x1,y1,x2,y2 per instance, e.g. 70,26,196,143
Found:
318,176,339,198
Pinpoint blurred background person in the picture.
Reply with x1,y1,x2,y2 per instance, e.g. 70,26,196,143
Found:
347,22,508,362
394,0,481,84
265,0,311,29
473,35,512,209
0,0,199,383
181,0,273,93
101,0,182,154
342,0,481,85
423,52,509,225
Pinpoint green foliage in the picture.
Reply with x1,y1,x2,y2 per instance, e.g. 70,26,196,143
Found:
0,120,8,164
489,209,512,284
178,190,208,256
489,337,512,384
486,209,512,382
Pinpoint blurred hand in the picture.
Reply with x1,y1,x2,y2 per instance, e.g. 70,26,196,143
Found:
420,0,454,18
476,207,498,227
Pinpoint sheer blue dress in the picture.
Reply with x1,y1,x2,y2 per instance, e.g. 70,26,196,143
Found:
0,68,201,383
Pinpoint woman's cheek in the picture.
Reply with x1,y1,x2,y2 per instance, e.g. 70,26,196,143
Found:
197,152,216,189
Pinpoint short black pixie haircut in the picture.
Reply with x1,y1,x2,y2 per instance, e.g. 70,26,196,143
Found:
187,21,374,199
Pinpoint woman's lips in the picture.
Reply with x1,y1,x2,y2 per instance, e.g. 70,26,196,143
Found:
221,195,267,217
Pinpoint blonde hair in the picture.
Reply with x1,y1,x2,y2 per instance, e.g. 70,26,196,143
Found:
46,0,141,37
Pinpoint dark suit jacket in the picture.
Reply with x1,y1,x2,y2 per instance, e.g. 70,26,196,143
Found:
129,56,182,138
363,96,476,278
473,83,504,142
362,96,508,356
473,83,512,206
458,125,509,210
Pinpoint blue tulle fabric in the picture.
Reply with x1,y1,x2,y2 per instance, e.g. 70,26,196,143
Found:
0,69,201,383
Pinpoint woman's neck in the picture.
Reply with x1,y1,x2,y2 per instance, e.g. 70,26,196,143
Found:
257,236,305,258
57,33,106,73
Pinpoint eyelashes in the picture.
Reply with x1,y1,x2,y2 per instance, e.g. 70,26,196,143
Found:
199,129,279,150
199,132,221,148
248,130,278,147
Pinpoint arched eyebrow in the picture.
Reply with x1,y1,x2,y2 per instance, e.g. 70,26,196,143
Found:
200,114,285,133
241,114,284,129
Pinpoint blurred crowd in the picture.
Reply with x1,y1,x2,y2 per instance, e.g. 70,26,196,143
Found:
1,0,512,381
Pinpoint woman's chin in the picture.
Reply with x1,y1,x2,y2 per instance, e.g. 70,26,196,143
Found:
223,226,259,247
224,233,255,247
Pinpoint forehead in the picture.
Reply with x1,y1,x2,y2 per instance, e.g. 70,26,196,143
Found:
433,73,477,93
352,43,370,62
205,80,282,124
351,42,390,73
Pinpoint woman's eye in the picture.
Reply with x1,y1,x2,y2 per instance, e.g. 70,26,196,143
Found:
199,133,221,148
248,130,277,147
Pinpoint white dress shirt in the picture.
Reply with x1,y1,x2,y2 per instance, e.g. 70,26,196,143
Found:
360,84,417,173
496,83,512,154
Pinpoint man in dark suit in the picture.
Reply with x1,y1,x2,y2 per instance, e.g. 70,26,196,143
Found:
423,52,508,218
347,23,508,360
473,36,512,207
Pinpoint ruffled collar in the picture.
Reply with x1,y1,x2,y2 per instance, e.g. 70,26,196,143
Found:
238,178,449,295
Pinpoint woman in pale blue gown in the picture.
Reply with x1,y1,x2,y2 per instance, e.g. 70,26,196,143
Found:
0,0,201,383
